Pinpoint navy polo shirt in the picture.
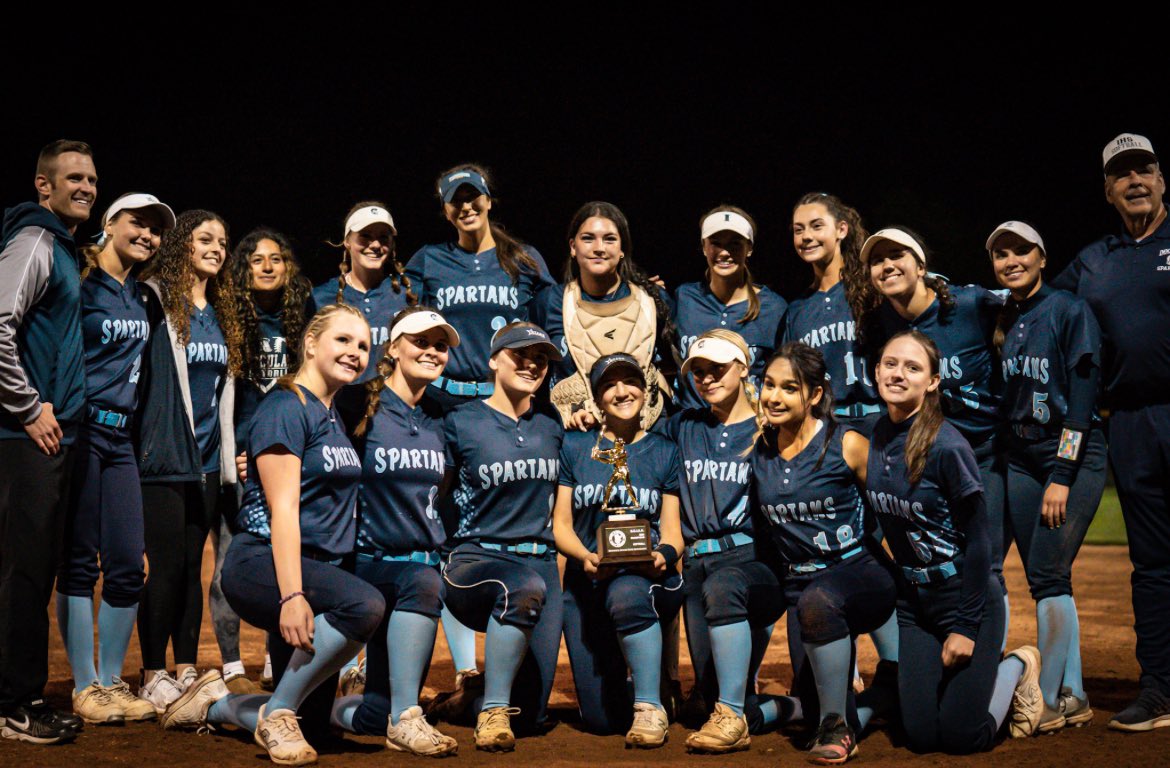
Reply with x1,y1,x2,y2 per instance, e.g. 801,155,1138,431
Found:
357,387,447,553
188,305,228,472
673,282,785,410
875,284,1003,446
866,415,983,570
81,268,150,414
558,429,680,552
405,243,553,382
443,399,564,545
752,423,865,566
663,408,756,543
783,282,880,413
237,385,361,557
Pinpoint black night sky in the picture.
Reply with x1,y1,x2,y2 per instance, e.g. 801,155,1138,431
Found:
2,21,1159,297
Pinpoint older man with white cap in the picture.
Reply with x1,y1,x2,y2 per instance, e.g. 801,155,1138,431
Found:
1053,132,1170,732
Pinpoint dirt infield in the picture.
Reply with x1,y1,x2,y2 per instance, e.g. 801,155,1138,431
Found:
1,544,1163,767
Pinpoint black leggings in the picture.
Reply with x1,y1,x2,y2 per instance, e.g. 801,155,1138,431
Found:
138,474,220,669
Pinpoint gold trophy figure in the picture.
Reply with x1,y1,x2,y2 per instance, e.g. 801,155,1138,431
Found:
592,432,653,567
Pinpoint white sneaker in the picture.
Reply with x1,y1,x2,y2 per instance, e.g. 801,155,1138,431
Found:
338,658,366,697
386,705,458,756
625,702,669,748
106,678,157,721
73,682,124,725
177,666,199,691
139,670,185,714
254,703,318,766
1008,645,1043,738
160,670,229,730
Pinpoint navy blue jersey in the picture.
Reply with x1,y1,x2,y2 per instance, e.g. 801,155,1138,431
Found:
235,305,296,445
405,243,553,382
663,408,755,542
357,387,447,553
81,268,149,414
999,286,1101,428
866,415,983,570
875,284,1002,445
534,280,677,387
783,282,880,413
558,430,680,551
443,399,564,545
673,281,786,410
1051,216,1170,406
312,277,409,383
237,385,362,557
188,304,228,472
752,423,865,566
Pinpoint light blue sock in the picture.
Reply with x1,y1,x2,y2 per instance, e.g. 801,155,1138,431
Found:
268,615,364,714
749,624,773,689
57,594,97,691
759,694,802,726
1037,595,1076,708
619,625,663,708
710,621,751,715
389,611,439,722
1002,593,1011,653
482,617,530,710
330,694,362,731
988,655,1024,728
1064,597,1085,699
870,611,899,662
805,637,852,720
442,605,479,673
97,600,137,686
208,693,268,731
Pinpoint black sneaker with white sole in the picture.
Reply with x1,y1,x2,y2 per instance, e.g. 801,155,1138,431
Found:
1108,688,1170,732
0,700,83,744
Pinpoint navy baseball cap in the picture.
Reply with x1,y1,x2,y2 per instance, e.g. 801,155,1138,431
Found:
489,324,562,360
589,353,645,392
439,170,491,203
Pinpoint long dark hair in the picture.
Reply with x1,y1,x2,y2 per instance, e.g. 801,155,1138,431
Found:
881,330,944,484
329,200,416,306
437,163,538,283
793,192,876,341
700,204,761,324
856,226,955,348
755,342,836,470
989,226,1045,353
563,201,679,364
229,228,313,385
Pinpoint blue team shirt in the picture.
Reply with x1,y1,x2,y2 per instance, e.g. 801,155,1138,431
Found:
188,305,228,472
357,387,447,553
999,286,1101,428
405,243,553,382
236,305,296,445
875,284,1002,446
783,282,880,413
443,399,564,545
81,268,149,414
312,277,410,383
673,282,785,410
558,430,680,552
663,409,755,542
866,415,983,570
1051,215,1170,405
752,423,865,567
237,385,362,557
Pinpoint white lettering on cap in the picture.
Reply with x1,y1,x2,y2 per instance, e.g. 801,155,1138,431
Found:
448,172,471,182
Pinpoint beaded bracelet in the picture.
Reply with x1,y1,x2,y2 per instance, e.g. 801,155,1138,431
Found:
279,591,305,606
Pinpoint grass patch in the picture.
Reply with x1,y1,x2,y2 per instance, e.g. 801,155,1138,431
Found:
1085,486,1127,545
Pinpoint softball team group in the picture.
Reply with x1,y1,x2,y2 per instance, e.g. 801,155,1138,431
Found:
2,133,1167,766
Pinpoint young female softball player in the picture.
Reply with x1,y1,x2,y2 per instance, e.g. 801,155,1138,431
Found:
867,330,1042,753
860,228,1010,638
987,221,1106,732
752,343,896,764
55,193,174,724
534,200,677,429
160,304,386,768
329,306,461,756
672,205,785,410
135,209,241,711
211,228,314,695
406,166,554,708
439,322,565,752
553,353,684,748
670,330,786,754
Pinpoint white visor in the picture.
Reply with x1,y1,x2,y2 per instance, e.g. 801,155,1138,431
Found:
859,228,927,267
101,193,176,229
345,205,397,236
985,221,1046,254
701,211,754,243
389,310,460,347
681,336,748,376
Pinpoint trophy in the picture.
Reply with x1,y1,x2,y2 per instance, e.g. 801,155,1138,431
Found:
592,433,654,567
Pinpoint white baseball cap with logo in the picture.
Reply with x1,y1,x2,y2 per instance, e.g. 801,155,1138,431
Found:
985,221,1046,254
101,192,177,229
680,336,748,376
1103,133,1158,174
